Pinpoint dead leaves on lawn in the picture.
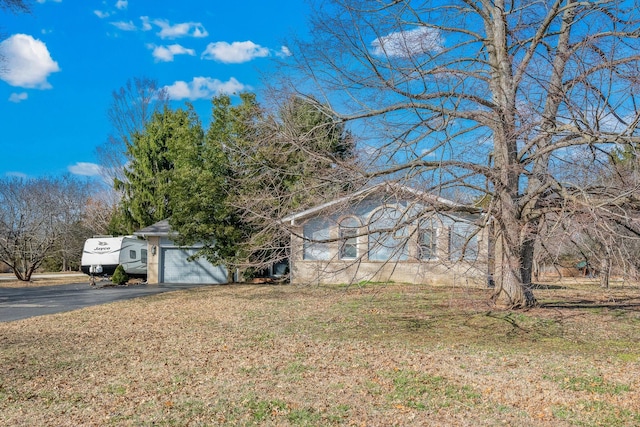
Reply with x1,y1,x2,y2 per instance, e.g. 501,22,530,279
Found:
0,281,639,426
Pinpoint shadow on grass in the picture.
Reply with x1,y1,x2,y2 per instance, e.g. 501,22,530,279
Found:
540,296,640,312
390,315,439,330
531,283,566,290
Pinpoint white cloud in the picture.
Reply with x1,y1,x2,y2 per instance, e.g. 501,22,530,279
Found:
94,10,110,19
115,0,128,10
68,162,103,177
164,77,248,100
36,0,62,3
134,17,208,38
371,27,443,58
140,16,152,31
110,20,137,31
201,41,269,64
9,92,28,103
153,19,208,39
147,43,195,62
0,34,60,89
277,46,291,58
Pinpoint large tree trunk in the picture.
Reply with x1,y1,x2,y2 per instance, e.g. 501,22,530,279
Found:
520,236,536,286
492,232,537,308
11,266,32,282
491,196,538,308
483,1,538,309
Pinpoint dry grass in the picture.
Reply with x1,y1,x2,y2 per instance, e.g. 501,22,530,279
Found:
0,274,87,288
1,279,639,426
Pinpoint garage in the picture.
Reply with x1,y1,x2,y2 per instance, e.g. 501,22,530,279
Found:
160,247,227,284
134,220,229,285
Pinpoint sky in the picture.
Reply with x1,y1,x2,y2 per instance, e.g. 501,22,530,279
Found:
0,0,310,180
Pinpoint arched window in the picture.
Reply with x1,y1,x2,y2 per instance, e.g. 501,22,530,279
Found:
368,207,409,261
339,217,359,260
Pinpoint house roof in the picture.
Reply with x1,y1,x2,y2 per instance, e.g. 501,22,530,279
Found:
282,182,479,224
134,219,173,237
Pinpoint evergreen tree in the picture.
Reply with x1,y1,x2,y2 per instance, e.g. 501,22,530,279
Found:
114,105,204,232
169,94,254,270
111,264,129,285
228,94,359,269
168,93,358,273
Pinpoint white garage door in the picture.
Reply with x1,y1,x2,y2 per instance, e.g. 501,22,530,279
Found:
161,248,228,284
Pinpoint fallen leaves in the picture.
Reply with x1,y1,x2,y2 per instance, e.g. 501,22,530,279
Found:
0,282,638,426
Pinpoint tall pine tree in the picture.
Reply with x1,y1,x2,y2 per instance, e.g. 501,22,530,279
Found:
168,94,255,270
113,105,204,233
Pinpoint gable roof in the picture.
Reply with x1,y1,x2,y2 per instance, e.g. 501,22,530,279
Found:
134,219,173,237
282,182,479,224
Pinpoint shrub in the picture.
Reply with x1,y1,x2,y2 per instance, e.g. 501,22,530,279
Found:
111,265,129,285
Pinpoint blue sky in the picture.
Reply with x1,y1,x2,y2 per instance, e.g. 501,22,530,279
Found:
0,0,309,179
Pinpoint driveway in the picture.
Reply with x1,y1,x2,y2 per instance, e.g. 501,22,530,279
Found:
0,281,216,323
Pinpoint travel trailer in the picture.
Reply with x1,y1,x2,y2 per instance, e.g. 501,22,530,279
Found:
80,236,147,278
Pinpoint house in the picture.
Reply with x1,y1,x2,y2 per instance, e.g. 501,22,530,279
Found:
134,219,228,285
282,183,490,285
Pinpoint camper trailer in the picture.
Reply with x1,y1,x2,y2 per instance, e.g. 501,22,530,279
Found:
81,236,147,278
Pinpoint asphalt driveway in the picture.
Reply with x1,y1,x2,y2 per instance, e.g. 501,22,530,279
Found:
0,281,216,323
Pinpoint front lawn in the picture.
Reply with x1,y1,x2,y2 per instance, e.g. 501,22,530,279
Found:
1,280,639,426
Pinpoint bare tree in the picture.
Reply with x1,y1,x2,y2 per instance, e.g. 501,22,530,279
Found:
540,155,640,287
96,77,169,184
82,196,117,237
274,0,640,307
0,0,29,13
54,177,93,271
0,0,30,68
0,177,90,280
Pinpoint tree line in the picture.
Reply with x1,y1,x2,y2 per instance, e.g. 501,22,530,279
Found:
0,176,112,280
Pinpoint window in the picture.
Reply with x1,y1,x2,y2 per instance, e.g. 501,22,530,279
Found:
339,217,359,259
129,250,137,259
141,249,148,264
418,219,437,260
368,207,409,261
419,230,437,260
449,222,479,261
303,218,331,260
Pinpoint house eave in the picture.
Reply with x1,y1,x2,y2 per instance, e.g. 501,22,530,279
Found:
282,182,479,224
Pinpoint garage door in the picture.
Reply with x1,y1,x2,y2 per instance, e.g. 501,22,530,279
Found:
160,248,228,284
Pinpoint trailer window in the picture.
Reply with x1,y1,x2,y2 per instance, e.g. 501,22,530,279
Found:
130,250,137,259
141,249,147,263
